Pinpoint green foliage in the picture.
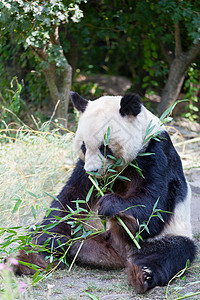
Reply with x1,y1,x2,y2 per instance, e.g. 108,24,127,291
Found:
0,0,200,123
84,292,100,300
0,77,24,128
0,0,86,48
72,0,200,89
0,0,87,71
183,63,199,121
0,0,88,122
72,75,103,100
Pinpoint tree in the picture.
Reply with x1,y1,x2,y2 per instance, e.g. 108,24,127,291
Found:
155,1,200,115
71,0,200,115
0,0,87,127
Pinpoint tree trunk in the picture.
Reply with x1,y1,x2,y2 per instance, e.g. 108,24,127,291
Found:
157,23,200,116
31,26,72,128
43,61,72,128
156,55,187,116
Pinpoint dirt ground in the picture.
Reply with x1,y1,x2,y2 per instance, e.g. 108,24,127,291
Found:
25,120,200,300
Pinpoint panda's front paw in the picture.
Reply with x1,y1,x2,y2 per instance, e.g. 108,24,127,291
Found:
98,194,123,218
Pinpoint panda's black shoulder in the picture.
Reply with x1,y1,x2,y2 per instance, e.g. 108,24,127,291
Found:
137,130,187,189
138,130,182,168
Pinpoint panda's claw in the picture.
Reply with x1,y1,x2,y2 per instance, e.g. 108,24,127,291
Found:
142,266,153,283
143,266,152,273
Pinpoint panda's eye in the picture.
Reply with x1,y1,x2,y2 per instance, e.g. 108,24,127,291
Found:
99,144,113,158
81,142,86,155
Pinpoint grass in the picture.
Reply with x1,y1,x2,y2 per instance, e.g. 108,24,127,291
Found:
0,124,76,228
0,120,199,299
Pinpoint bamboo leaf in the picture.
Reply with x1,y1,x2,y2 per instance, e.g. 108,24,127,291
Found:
44,192,59,201
144,224,150,234
86,185,94,202
31,205,36,219
153,197,160,211
137,152,155,156
104,126,111,146
12,199,22,214
156,212,164,222
27,191,38,198
117,175,131,182
160,100,188,121
84,292,100,300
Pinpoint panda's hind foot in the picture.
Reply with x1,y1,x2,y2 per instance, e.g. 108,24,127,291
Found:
127,261,153,293
142,266,153,284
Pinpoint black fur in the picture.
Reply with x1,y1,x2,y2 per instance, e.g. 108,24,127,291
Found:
16,123,196,292
128,236,197,292
81,142,86,155
31,159,93,255
98,131,187,239
70,91,88,112
120,94,142,117
99,144,113,157
32,130,192,251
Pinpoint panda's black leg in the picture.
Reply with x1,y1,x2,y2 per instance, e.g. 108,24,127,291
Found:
127,236,197,293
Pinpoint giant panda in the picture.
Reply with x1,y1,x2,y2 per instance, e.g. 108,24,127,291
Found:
15,92,196,293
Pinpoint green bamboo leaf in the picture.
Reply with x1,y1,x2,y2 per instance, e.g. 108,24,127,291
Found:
153,197,160,211
153,137,161,142
85,292,100,300
44,191,59,201
73,224,83,235
107,154,116,160
12,199,22,214
144,224,150,234
27,191,38,198
87,171,102,177
161,116,173,124
46,262,53,272
137,152,155,156
156,212,164,222
144,119,156,138
82,230,93,239
144,133,155,144
160,100,188,121
31,205,36,219
44,222,58,230
45,208,52,218
130,162,145,178
67,205,75,214
117,175,131,181
107,168,117,173
86,185,94,202
18,260,41,271
104,126,111,146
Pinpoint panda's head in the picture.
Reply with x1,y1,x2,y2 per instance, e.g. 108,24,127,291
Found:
70,92,160,175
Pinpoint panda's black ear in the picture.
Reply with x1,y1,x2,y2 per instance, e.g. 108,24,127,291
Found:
119,94,142,117
70,91,88,112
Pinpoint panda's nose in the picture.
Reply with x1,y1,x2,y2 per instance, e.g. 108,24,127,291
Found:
84,151,105,175
91,169,99,173
85,168,99,174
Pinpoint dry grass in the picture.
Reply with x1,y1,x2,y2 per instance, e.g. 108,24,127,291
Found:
0,124,76,228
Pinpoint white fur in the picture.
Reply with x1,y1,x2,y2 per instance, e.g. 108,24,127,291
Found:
74,94,192,238
73,95,162,173
150,182,192,239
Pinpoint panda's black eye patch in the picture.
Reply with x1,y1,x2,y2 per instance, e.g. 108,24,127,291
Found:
99,144,113,158
81,142,86,155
